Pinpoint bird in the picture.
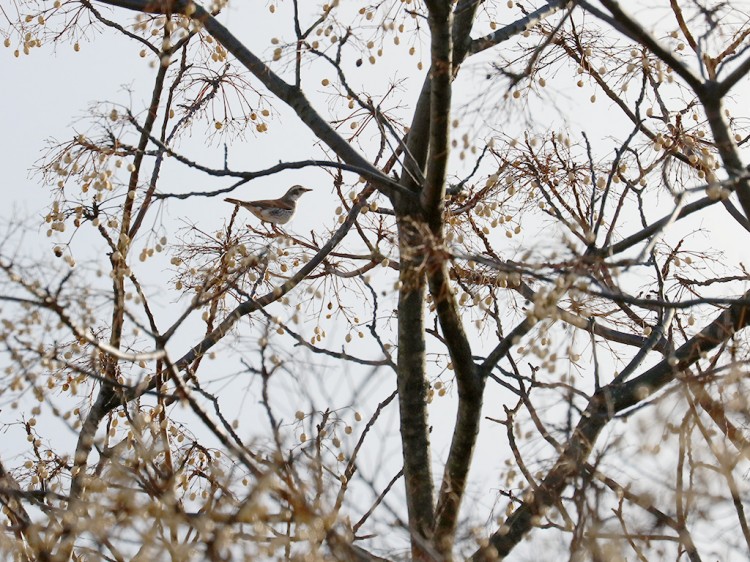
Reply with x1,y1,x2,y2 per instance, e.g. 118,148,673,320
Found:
225,185,312,225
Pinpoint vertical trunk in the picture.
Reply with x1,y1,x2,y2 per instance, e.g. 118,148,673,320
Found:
430,262,484,559
396,217,436,560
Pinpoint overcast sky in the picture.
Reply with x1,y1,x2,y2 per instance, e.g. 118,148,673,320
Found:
3,3,750,559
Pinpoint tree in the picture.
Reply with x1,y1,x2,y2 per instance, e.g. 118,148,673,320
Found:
2,0,750,560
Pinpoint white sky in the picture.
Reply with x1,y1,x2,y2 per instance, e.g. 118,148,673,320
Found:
2,2,750,559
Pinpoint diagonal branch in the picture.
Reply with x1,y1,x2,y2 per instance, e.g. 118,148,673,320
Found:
577,0,750,220
173,188,375,371
468,0,569,56
472,288,750,560
577,0,704,93
95,0,400,198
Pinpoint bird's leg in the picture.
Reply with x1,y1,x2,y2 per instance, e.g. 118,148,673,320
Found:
259,223,282,238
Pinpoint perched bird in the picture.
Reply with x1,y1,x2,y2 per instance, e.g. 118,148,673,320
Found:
225,185,312,225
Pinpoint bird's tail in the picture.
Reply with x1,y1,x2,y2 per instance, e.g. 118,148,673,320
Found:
224,198,243,206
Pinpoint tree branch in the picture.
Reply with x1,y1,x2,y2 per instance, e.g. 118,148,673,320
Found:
472,288,750,560
95,0,400,198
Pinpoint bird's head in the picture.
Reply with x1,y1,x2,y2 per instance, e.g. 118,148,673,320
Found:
284,185,312,201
